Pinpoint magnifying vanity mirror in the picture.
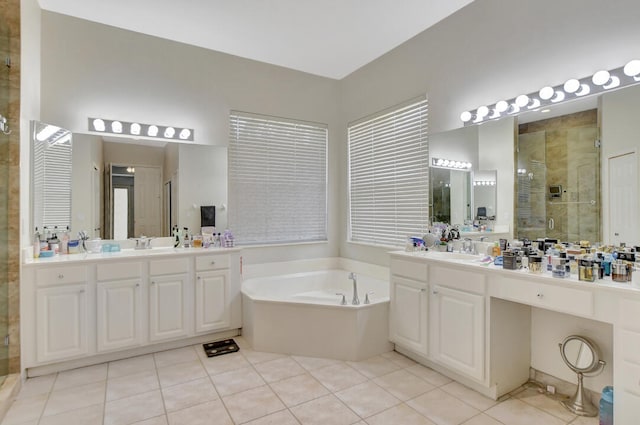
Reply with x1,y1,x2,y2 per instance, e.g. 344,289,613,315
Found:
558,335,606,416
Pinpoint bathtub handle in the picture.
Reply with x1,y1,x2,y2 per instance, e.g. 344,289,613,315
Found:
336,293,347,305
364,291,374,304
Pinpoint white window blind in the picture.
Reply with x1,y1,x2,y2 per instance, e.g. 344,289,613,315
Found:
348,97,429,247
229,111,328,245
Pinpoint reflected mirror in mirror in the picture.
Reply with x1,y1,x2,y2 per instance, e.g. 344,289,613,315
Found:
31,121,73,233
430,167,471,225
473,170,497,221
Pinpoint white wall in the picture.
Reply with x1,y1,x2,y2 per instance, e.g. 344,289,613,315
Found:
71,133,102,236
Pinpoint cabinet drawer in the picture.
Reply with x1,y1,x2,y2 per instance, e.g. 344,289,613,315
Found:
97,262,142,281
390,257,427,282
195,254,229,271
619,329,640,365
429,265,485,295
150,257,189,275
494,276,593,317
36,265,87,286
620,299,640,332
619,360,640,397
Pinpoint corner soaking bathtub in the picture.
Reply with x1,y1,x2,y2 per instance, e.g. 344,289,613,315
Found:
241,269,392,361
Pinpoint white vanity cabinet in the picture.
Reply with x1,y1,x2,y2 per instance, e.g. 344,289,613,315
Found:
195,254,231,333
34,265,89,363
96,261,143,352
389,257,428,356
615,297,640,424
149,258,190,342
22,248,242,375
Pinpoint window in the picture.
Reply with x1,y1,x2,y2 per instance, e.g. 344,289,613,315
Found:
229,111,328,245
348,97,429,247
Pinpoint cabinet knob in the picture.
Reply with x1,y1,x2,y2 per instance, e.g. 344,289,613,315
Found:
80,289,85,293
536,293,543,298
58,274,64,279
136,283,140,287
432,289,439,295
210,261,216,265
197,276,201,280
151,281,156,285
420,288,426,292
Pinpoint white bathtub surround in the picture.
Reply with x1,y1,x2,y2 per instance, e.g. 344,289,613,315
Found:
242,260,392,361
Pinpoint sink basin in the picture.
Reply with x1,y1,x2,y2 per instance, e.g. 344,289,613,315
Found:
420,251,482,261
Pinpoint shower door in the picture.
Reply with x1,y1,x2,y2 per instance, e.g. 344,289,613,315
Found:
0,17,10,381
516,131,547,240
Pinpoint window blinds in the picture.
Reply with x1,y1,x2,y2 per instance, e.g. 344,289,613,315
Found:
229,111,328,245
348,97,429,247
32,140,73,231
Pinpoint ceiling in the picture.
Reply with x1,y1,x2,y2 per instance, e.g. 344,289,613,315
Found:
38,0,475,79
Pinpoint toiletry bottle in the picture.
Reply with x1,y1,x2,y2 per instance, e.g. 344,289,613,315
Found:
33,227,40,258
492,242,500,257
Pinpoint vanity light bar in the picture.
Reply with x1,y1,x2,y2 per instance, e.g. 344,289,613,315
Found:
460,59,640,126
431,157,472,170
88,118,194,141
473,180,496,186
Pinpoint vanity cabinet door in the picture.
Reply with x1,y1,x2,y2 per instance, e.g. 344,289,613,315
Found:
390,276,428,356
36,284,88,363
429,284,485,381
195,270,230,333
149,274,189,342
97,279,142,352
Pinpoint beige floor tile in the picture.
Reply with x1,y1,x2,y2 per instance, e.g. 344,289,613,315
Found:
43,381,106,417
514,387,577,422
441,381,498,411
243,409,300,425
1,393,48,425
485,398,566,425
270,373,329,407
373,369,435,401
16,374,56,399
161,377,218,413
108,354,156,379
210,366,266,396
106,369,160,401
38,403,103,425
290,394,360,425
241,349,287,365
405,364,453,387
53,364,108,391
154,346,199,368
365,403,437,425
347,356,401,379
309,363,367,392
167,399,233,425
380,350,418,368
254,356,306,383
335,381,400,418
157,360,207,388
407,388,481,425
131,416,168,425
103,390,165,425
461,413,504,425
200,351,250,376
233,336,251,349
292,355,344,371
569,415,599,424
222,385,285,424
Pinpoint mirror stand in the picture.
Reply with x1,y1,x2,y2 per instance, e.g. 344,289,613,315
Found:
558,335,606,417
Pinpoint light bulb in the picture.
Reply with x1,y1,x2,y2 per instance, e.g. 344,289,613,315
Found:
604,76,620,89
92,119,105,132
164,127,176,138
436,158,444,166
515,95,530,108
539,86,554,100
592,70,611,86
460,111,472,122
507,103,520,114
476,106,489,118
179,129,191,140
576,84,591,96
564,79,581,93
495,100,509,113
551,90,565,103
111,121,123,133
623,59,640,77
130,123,141,135
147,125,159,137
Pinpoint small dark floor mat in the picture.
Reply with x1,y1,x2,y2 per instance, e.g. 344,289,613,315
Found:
203,339,240,357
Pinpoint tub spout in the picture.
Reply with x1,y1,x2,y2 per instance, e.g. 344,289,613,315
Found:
349,272,360,305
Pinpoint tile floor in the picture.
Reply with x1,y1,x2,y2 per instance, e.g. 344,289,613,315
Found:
1,337,599,425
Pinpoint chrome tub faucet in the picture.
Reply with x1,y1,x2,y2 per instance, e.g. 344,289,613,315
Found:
349,272,360,305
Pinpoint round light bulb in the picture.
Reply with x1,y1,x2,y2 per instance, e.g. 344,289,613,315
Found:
539,86,554,100
576,84,591,96
460,111,472,122
476,106,489,118
515,95,530,108
92,118,105,132
624,59,640,77
495,100,509,113
164,127,176,138
130,123,141,135
551,90,565,103
436,158,444,166
592,70,611,86
147,125,159,137
564,79,581,94
111,121,123,133
604,76,620,89
179,128,191,140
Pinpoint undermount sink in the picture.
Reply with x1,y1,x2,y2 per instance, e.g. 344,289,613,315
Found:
420,251,483,261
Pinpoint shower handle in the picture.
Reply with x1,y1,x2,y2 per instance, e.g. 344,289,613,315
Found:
548,218,555,230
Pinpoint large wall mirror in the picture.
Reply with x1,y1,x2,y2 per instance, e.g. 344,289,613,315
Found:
430,167,471,225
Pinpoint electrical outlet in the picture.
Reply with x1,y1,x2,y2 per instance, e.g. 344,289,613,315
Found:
546,385,556,394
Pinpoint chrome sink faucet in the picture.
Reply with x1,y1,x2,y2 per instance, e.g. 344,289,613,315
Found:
349,272,360,305
463,238,475,254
